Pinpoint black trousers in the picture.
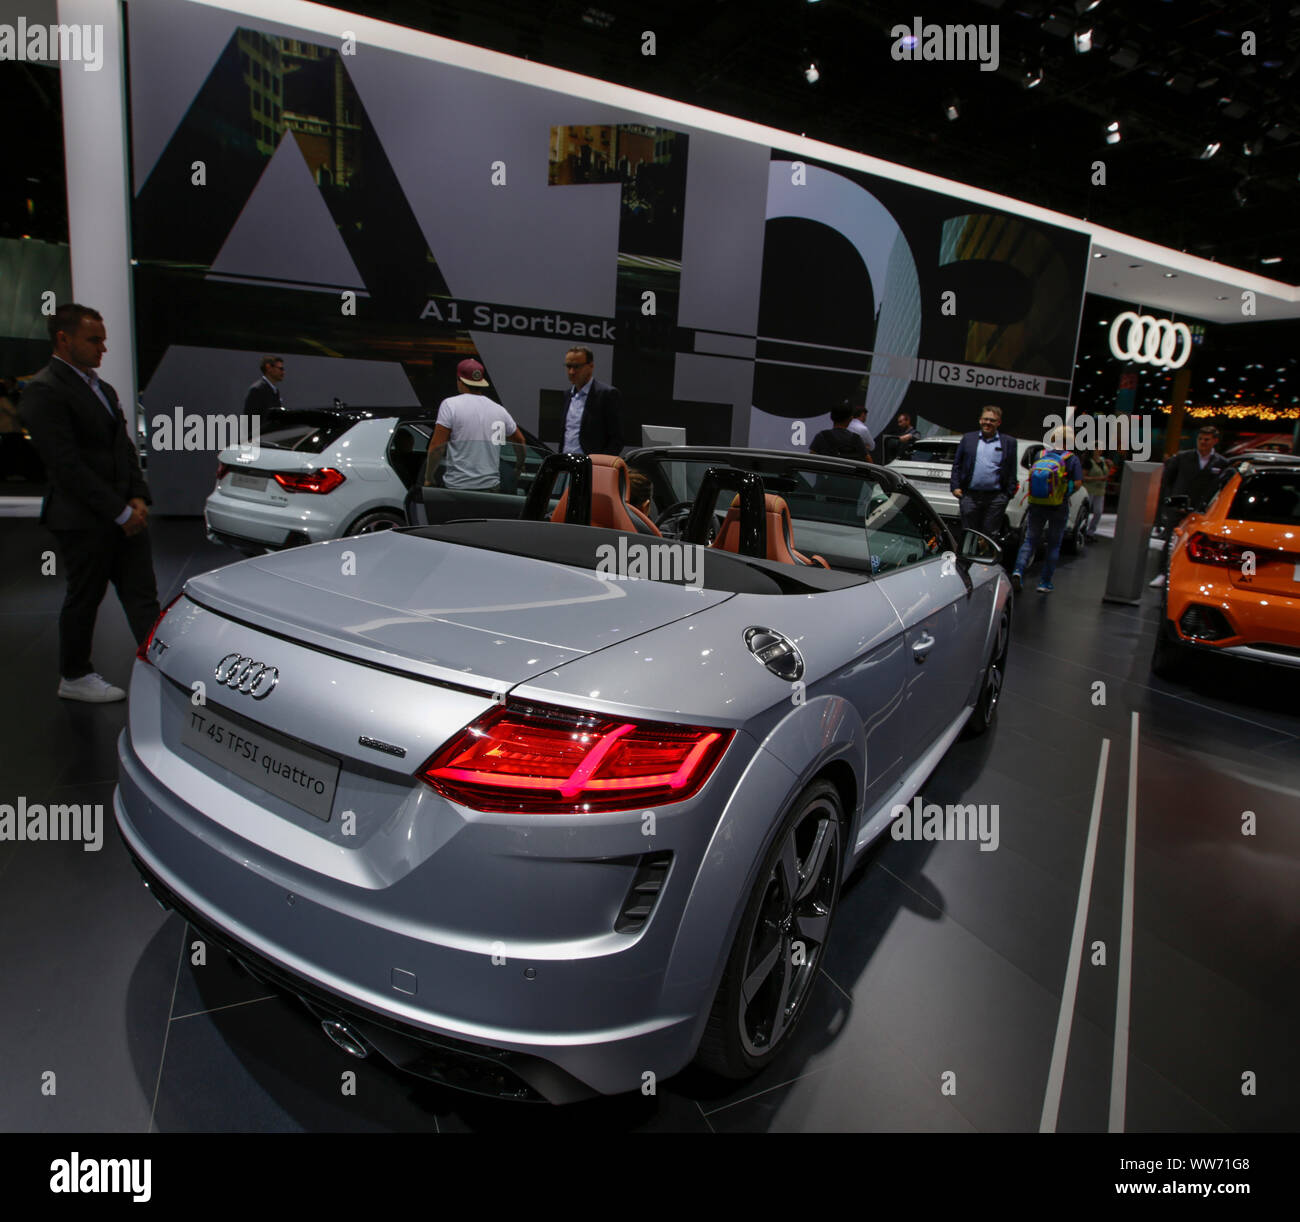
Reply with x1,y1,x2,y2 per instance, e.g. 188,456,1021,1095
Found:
959,490,1009,538
51,523,160,679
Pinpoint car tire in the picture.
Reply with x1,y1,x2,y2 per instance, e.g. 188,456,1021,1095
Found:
963,606,1010,738
1151,617,1186,681
696,779,844,1080
345,508,406,536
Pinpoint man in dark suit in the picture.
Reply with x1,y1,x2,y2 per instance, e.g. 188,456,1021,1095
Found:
1151,425,1228,587
950,404,1018,537
243,355,284,431
20,304,160,702
561,346,623,456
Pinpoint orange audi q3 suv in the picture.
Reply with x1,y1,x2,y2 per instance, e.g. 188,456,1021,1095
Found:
1153,453,1300,678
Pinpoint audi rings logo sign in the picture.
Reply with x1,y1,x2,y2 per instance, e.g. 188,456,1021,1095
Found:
214,653,280,699
1108,311,1193,370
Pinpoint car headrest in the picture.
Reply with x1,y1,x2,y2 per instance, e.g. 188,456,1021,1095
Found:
551,454,661,536
711,493,827,567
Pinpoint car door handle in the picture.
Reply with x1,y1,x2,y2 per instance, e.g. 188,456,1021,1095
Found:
912,632,935,662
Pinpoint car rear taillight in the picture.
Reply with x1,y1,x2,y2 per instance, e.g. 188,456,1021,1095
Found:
420,701,733,813
1185,531,1253,567
273,468,345,494
136,593,185,664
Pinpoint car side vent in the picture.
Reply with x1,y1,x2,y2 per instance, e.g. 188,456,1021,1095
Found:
614,852,673,933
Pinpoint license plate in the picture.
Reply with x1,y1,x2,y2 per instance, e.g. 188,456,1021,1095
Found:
181,703,340,822
231,473,266,492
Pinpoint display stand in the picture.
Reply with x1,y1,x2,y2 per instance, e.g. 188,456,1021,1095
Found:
1102,461,1163,605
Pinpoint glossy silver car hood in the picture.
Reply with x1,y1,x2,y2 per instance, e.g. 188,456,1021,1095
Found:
184,530,733,685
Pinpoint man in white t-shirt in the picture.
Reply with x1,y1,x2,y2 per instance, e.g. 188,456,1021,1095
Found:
423,359,526,491
847,401,874,456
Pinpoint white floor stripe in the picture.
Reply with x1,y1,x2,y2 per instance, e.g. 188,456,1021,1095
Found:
1040,736,1111,1133
1109,710,1140,1132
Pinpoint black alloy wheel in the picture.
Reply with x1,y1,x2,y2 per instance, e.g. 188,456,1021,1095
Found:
963,607,1010,738
697,780,843,1079
346,508,407,535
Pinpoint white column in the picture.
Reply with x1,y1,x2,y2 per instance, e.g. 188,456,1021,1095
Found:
57,0,136,425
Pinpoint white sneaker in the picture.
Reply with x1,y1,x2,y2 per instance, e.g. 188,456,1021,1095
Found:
1149,574,1166,588
58,673,126,703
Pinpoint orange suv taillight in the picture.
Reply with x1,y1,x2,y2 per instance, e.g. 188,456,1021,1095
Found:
1185,531,1254,568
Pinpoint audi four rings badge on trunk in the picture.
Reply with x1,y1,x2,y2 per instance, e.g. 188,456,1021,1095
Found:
214,653,279,699
1108,311,1192,369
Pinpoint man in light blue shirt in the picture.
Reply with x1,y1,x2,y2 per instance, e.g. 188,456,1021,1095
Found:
950,404,1017,538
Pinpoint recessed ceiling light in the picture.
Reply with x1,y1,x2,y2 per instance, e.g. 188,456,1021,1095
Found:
1164,272,1177,278
1261,256,1282,264
1092,251,1107,258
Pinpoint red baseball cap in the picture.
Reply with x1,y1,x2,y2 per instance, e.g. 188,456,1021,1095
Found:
457,359,489,387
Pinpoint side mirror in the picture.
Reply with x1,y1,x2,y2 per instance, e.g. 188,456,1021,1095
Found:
959,528,1002,566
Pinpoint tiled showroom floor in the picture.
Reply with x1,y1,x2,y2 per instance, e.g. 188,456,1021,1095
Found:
1,511,1297,1132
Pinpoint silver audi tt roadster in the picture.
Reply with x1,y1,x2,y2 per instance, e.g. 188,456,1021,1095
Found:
115,447,1012,1103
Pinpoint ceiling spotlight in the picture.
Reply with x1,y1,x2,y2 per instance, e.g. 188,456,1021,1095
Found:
1163,272,1177,278
1105,120,1122,144
1074,28,1093,53
1022,66,1044,89
1092,251,1107,258
1261,255,1282,264
945,96,960,121
804,60,820,84
1075,0,1101,12
1199,140,1221,159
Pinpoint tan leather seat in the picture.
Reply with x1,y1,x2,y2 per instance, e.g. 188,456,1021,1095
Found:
551,454,662,536
710,493,828,568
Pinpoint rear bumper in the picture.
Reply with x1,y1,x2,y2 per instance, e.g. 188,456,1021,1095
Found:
1166,566,1300,666
119,829,593,1103
204,490,339,548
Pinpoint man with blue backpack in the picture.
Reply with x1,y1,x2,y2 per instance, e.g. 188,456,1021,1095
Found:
1011,425,1084,594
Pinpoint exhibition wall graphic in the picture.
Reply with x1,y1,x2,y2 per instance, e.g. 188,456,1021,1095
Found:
125,0,1090,512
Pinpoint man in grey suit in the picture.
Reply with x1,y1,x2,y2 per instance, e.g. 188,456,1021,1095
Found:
21,304,160,702
562,346,624,456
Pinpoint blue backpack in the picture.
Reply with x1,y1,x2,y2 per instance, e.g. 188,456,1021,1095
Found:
1028,449,1071,506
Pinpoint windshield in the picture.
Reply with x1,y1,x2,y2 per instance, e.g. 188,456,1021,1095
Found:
895,441,957,464
636,451,939,575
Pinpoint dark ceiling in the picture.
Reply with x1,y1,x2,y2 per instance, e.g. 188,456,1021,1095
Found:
336,0,1300,284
